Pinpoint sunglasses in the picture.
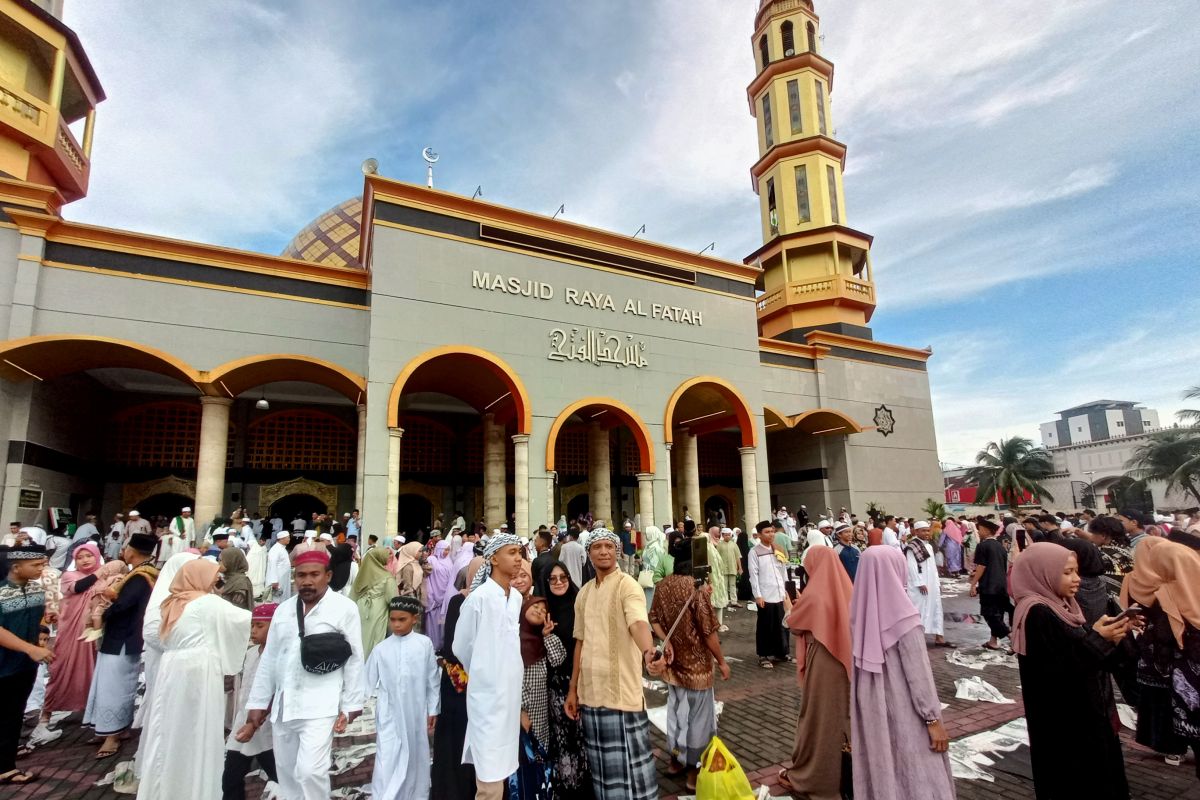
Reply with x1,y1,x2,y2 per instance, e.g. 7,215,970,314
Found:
548,574,570,584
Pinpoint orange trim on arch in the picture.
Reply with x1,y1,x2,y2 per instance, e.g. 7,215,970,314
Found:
387,345,533,433
763,406,793,430
0,334,200,386
205,354,366,404
791,408,868,435
545,398,655,474
663,376,757,448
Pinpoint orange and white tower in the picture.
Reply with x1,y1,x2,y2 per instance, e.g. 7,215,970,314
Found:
746,0,875,342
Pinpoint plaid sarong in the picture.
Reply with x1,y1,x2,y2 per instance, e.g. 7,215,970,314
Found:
580,706,657,800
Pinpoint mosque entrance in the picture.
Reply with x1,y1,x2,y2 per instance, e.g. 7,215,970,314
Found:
397,494,433,538
137,493,195,524
269,494,327,524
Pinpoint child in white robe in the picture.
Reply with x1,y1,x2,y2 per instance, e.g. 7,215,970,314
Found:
226,603,279,799
364,595,440,800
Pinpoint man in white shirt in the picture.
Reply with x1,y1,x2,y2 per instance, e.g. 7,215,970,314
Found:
242,549,363,800
453,533,525,800
170,507,196,546
125,510,152,538
557,528,586,587
270,515,284,537
905,521,948,646
882,515,902,549
266,531,293,601
747,520,793,667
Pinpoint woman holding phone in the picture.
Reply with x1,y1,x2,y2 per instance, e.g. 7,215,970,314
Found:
1011,542,1134,799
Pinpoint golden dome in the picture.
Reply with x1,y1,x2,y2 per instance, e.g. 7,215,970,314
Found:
281,197,363,268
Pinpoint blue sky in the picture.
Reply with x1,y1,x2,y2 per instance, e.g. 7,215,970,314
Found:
62,0,1200,465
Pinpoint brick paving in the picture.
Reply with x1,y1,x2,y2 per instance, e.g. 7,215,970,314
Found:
10,583,1200,799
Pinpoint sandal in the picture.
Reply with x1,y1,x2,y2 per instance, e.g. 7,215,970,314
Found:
777,768,796,793
15,745,33,758
759,658,774,669
981,642,1004,651
0,770,37,785
95,744,119,760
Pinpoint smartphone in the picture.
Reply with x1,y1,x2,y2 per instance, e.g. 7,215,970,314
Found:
1113,603,1144,621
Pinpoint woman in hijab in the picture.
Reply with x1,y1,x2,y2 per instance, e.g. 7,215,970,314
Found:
778,546,853,798
1011,542,1134,799
639,525,667,607
40,542,104,725
541,560,593,799
431,558,484,800
137,559,250,800
849,547,953,799
423,539,456,650
218,547,254,611
515,593,565,800
939,517,965,576
135,552,199,748
351,547,398,658
1123,538,1200,770
393,541,425,597
328,542,356,596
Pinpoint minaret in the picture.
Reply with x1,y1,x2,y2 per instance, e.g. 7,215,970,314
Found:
0,0,103,209
746,0,876,342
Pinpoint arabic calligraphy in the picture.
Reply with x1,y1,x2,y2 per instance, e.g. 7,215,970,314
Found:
548,327,648,369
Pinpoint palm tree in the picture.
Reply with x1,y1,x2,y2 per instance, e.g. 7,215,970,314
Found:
1124,429,1200,506
922,498,947,520
965,437,1055,510
1178,385,1200,427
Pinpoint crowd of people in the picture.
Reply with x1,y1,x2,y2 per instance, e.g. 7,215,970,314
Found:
0,501,1197,798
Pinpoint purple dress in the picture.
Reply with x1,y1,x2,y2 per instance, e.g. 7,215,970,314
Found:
851,626,956,800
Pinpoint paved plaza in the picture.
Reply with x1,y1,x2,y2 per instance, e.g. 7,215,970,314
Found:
11,580,1200,800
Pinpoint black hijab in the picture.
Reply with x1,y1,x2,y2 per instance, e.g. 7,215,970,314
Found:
1059,536,1105,577
541,559,578,672
329,543,354,592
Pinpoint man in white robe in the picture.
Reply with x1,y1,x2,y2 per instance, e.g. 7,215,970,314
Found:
170,507,196,546
904,521,947,644
265,531,292,602
247,535,269,601
364,595,440,800
453,533,525,800
243,550,364,800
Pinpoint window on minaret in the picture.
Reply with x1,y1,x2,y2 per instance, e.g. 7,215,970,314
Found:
787,80,803,134
794,165,811,223
827,165,840,224
767,178,778,234
759,35,769,69
781,22,795,57
815,80,827,135
807,22,817,52
762,93,774,148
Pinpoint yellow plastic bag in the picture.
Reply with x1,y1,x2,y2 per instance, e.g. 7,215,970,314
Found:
696,736,755,800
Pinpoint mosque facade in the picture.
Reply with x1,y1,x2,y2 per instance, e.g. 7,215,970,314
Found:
0,0,942,534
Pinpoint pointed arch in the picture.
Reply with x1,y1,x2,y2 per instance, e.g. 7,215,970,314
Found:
387,345,533,433
545,398,654,474
664,376,757,448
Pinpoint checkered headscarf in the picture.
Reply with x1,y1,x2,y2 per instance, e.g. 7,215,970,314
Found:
469,532,522,591
584,527,620,551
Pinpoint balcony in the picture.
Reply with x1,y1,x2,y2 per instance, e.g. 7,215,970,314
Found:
756,274,875,316
0,73,91,200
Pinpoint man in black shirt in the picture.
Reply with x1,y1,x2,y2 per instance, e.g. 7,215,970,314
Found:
968,518,1011,651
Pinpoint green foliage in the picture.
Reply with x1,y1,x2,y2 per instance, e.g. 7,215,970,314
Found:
865,500,887,520
1107,476,1154,514
922,498,947,520
1178,385,1200,427
1124,428,1200,506
965,437,1055,510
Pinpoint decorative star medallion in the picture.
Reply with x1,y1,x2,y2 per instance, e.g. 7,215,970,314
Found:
874,404,895,437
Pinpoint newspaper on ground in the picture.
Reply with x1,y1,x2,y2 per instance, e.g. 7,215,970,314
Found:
950,717,1029,782
331,742,377,775
954,675,1015,704
947,646,1018,671
336,697,377,738
1117,703,1137,730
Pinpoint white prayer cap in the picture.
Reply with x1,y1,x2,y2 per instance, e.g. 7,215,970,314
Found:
519,536,529,545
277,530,291,539
720,527,733,535
129,510,141,517
1060,519,1072,530
800,504,807,509
304,530,317,539
914,520,931,530
623,521,632,529
817,519,832,529
181,507,191,513
241,516,250,522
492,529,502,536
343,512,351,517
733,527,742,534
500,523,509,530
319,532,333,541
780,506,787,511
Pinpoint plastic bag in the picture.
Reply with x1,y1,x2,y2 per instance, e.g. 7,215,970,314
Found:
696,736,755,800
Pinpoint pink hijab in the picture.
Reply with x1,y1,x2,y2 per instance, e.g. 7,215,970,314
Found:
850,546,923,674
787,546,854,680
1010,542,1086,656
61,542,102,585
423,540,455,610
942,518,963,546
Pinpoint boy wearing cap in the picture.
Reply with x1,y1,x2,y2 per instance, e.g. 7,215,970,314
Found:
364,595,439,800
0,543,52,785
225,603,279,800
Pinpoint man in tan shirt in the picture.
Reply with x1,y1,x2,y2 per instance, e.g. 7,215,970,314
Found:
565,528,662,800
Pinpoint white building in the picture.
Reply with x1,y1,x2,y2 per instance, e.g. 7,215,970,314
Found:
1039,400,1160,448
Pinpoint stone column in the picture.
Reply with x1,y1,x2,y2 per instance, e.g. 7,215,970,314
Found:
512,434,530,537
483,414,506,527
588,422,612,526
679,431,701,522
385,427,403,535
546,471,557,528
739,445,761,528
636,473,655,531
663,442,674,522
195,397,233,528
354,404,367,511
